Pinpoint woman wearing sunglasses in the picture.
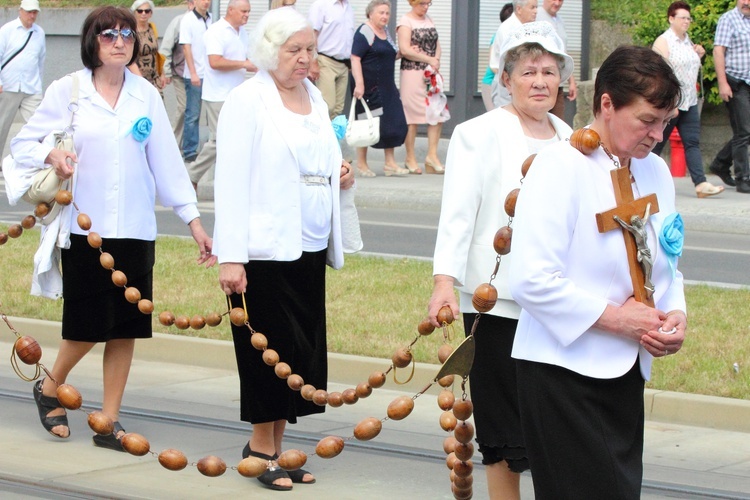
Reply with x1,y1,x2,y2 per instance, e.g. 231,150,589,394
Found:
10,6,214,450
128,0,165,93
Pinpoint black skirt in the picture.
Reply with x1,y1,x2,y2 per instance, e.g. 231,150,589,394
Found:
517,358,645,500
61,234,154,342
229,250,328,425
463,313,528,472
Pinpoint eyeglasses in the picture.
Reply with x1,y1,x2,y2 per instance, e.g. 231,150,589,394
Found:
418,1,432,6
98,28,136,45
674,15,693,21
135,8,152,14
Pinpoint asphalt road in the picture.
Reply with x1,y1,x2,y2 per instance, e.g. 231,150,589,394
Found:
2,189,748,288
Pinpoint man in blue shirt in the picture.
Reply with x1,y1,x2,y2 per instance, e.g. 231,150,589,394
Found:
710,0,750,193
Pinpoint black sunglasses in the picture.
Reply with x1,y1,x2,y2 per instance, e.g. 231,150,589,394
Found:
135,8,152,13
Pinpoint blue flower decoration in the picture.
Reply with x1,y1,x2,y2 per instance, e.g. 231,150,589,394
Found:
132,117,152,143
659,212,684,278
331,114,347,140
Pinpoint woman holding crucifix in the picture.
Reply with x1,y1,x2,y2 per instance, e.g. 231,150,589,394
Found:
508,45,687,499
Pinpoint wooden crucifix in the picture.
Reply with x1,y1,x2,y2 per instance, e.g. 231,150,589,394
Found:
595,167,659,307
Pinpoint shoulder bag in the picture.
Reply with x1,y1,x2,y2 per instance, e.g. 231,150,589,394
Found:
345,97,380,148
21,73,79,225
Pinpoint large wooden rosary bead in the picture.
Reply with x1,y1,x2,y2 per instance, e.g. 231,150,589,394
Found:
368,371,386,389
274,362,291,379
111,270,127,287
443,435,458,454
229,307,246,326
197,455,227,477
493,226,513,255
88,411,114,435
55,190,73,205
56,384,82,410
354,417,382,441
440,410,458,431
262,349,279,366
87,231,102,249
438,389,455,411
454,441,474,462
471,283,497,313
278,450,307,471
7,224,22,238
137,299,154,314
21,215,36,229
570,128,601,155
453,474,473,489
316,435,345,459
453,460,474,478
124,287,141,304
250,332,268,350
237,456,267,477
205,312,222,326
454,421,475,444
438,374,455,387
189,315,206,330
452,483,473,500
300,384,316,401
34,202,50,218
453,399,474,421
0,233,7,245
521,154,536,178
14,336,41,365
174,315,190,330
391,347,412,368
77,213,92,231
312,389,329,406
158,448,188,471
121,433,150,456
504,188,520,217
418,318,435,336
99,252,115,270
287,374,304,391
437,306,454,325
327,391,344,407
158,311,175,326
341,388,359,405
446,452,458,470
438,344,454,364
387,395,414,420
355,382,372,399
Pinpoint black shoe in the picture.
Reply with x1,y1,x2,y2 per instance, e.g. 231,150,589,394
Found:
709,164,736,187
737,178,750,193
92,421,126,452
33,379,70,439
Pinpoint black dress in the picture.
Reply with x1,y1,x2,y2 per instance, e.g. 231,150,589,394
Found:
351,24,407,149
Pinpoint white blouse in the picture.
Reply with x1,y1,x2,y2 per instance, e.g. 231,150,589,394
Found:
659,28,700,111
11,68,199,240
278,104,333,252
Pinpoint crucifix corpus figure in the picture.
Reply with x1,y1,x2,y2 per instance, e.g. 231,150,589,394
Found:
595,167,660,307
613,203,654,299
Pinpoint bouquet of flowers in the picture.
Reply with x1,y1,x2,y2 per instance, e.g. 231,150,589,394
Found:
423,65,450,125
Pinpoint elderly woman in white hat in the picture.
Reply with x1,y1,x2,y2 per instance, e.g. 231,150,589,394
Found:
427,21,573,500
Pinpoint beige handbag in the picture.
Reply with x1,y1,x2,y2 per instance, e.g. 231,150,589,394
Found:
21,73,79,225
345,97,380,148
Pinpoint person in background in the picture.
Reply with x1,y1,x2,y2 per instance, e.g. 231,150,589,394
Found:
397,0,449,174
179,0,212,162
186,0,255,192
351,0,408,177
308,0,354,119
509,45,686,498
159,0,194,150
270,0,297,7
0,0,45,156
129,0,165,93
10,6,213,449
709,0,750,193
429,22,573,500
535,0,576,119
652,1,723,198
481,3,512,112
489,0,537,108
213,7,354,491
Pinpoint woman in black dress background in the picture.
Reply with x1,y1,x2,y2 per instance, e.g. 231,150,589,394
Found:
351,0,408,178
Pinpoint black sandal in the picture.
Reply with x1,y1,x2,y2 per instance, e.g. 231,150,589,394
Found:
33,379,69,439
286,467,316,485
92,421,126,452
242,444,292,491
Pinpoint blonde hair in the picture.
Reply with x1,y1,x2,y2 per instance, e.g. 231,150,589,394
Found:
270,0,296,8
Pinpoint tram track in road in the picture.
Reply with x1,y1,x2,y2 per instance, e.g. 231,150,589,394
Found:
1,388,748,500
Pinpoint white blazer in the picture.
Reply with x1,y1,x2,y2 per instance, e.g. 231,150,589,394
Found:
509,140,687,380
433,107,572,319
212,70,343,269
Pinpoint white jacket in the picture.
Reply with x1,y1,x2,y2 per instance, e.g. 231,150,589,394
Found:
433,107,572,319
212,70,343,269
509,140,687,380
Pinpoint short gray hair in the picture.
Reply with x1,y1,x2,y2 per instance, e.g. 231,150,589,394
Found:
503,42,564,77
513,0,529,9
130,0,155,12
366,0,391,18
250,7,313,72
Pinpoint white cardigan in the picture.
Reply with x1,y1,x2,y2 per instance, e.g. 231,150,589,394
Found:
509,140,687,380
433,107,572,319
212,70,343,269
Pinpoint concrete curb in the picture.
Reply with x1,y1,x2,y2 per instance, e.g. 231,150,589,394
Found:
8,316,750,434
